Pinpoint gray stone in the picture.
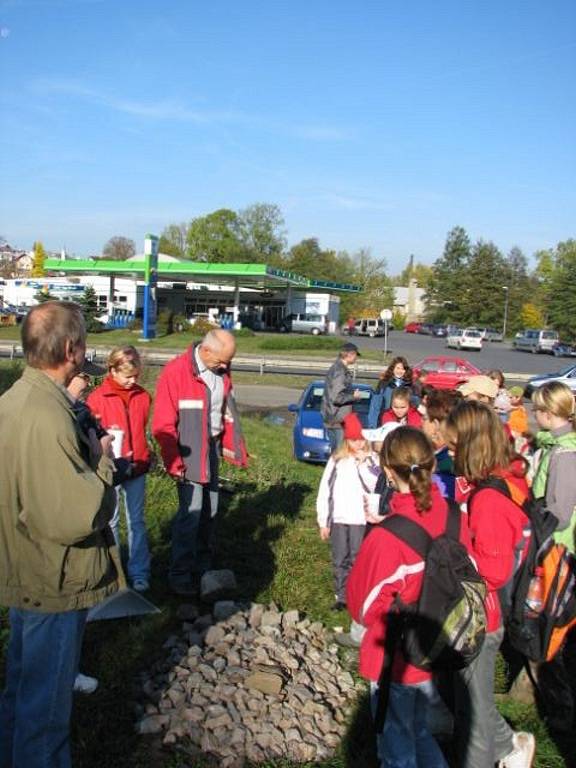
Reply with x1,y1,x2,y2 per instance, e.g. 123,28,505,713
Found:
176,603,199,622
213,600,237,621
137,714,169,734
244,671,283,696
204,624,226,646
248,603,264,628
200,569,237,602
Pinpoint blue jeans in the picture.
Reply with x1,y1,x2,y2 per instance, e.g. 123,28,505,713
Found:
326,426,343,453
371,680,448,768
0,608,88,768
170,440,219,590
110,474,150,584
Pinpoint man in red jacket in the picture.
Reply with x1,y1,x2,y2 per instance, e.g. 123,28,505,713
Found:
152,329,247,596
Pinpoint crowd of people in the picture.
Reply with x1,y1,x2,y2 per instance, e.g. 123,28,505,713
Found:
320,342,576,768
0,309,574,768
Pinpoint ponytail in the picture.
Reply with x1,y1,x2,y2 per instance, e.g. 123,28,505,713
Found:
381,427,435,513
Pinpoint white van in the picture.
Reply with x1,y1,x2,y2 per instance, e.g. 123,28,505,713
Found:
353,318,385,337
513,329,559,354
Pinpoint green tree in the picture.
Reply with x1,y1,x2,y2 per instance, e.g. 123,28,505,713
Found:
459,240,509,327
239,203,286,265
395,259,433,290
504,246,531,332
342,248,393,319
285,238,353,283
185,209,248,262
78,285,100,331
425,226,471,323
34,287,55,303
546,239,576,340
102,236,136,261
159,223,189,259
532,248,555,323
31,241,46,277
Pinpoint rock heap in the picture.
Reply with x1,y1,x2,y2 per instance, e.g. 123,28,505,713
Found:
136,601,363,766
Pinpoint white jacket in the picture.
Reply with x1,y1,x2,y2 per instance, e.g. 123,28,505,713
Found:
316,453,380,528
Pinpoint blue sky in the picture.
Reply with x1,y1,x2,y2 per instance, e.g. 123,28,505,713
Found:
0,0,574,271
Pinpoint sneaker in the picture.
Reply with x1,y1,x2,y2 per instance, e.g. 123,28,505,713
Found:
132,579,150,593
498,732,536,768
73,673,99,695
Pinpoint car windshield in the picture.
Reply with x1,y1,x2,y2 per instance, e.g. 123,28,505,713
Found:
557,365,576,377
304,387,324,410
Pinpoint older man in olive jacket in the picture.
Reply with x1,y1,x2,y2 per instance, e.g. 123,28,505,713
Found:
0,302,120,768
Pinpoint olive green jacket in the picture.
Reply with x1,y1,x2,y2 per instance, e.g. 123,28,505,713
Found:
0,366,122,612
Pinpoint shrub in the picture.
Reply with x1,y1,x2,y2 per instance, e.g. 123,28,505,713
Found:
189,317,218,336
259,336,342,352
233,327,256,338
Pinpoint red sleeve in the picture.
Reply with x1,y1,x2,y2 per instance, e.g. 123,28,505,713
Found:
151,366,185,478
86,388,103,419
347,529,404,627
468,488,526,591
408,409,423,428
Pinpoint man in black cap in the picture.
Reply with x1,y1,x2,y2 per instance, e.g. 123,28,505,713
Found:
321,342,362,452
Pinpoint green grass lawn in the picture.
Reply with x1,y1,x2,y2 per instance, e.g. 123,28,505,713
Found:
0,326,385,361
0,365,573,767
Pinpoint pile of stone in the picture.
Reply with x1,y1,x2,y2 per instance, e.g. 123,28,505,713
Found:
136,600,363,766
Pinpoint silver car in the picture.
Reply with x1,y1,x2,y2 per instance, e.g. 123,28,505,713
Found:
524,363,576,398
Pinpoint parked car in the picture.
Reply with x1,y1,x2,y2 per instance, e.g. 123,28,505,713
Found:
288,381,373,463
471,327,504,342
552,341,576,358
412,356,481,390
404,322,422,333
353,318,386,337
280,313,327,335
446,328,483,351
417,323,435,335
513,328,559,354
524,363,576,399
432,325,448,337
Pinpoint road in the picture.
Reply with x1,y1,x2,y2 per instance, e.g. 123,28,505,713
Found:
349,330,566,378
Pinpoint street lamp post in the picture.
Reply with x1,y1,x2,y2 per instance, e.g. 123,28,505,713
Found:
502,286,510,339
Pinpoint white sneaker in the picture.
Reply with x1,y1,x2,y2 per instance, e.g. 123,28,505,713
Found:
498,732,536,768
73,673,99,695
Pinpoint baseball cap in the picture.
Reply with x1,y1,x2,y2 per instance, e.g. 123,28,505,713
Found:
82,359,106,377
341,342,361,356
458,375,498,399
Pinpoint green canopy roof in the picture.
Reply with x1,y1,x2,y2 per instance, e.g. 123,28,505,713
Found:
43,259,360,293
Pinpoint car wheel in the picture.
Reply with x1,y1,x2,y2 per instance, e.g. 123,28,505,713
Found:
311,328,320,336
369,332,375,338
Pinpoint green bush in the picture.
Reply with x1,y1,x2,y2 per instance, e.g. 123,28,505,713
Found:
189,317,217,336
233,327,256,338
259,335,343,352
0,362,22,395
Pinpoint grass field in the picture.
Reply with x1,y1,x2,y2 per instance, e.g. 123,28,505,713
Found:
0,363,574,767
0,326,385,362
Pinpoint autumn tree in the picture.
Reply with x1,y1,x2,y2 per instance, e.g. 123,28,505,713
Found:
102,236,136,261
31,241,46,277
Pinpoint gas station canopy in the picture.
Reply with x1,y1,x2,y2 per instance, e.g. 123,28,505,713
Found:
43,259,360,293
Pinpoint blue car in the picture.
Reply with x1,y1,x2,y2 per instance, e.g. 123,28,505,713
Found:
288,380,373,463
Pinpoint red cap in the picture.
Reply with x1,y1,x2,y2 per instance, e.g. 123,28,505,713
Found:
343,412,364,440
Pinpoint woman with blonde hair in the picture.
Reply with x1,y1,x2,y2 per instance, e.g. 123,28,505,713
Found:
530,381,576,733
445,401,535,768
87,346,152,592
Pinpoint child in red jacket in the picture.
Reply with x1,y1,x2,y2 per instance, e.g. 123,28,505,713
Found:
347,427,468,767
87,346,152,592
381,387,423,428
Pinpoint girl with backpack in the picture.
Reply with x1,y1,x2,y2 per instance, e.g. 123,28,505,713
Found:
445,401,536,768
381,387,423,428
347,426,470,768
530,381,576,733
316,412,380,611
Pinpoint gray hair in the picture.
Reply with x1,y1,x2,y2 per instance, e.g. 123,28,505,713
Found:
22,301,86,369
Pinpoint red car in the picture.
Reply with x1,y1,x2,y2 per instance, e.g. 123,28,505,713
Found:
413,355,481,390
404,322,422,333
